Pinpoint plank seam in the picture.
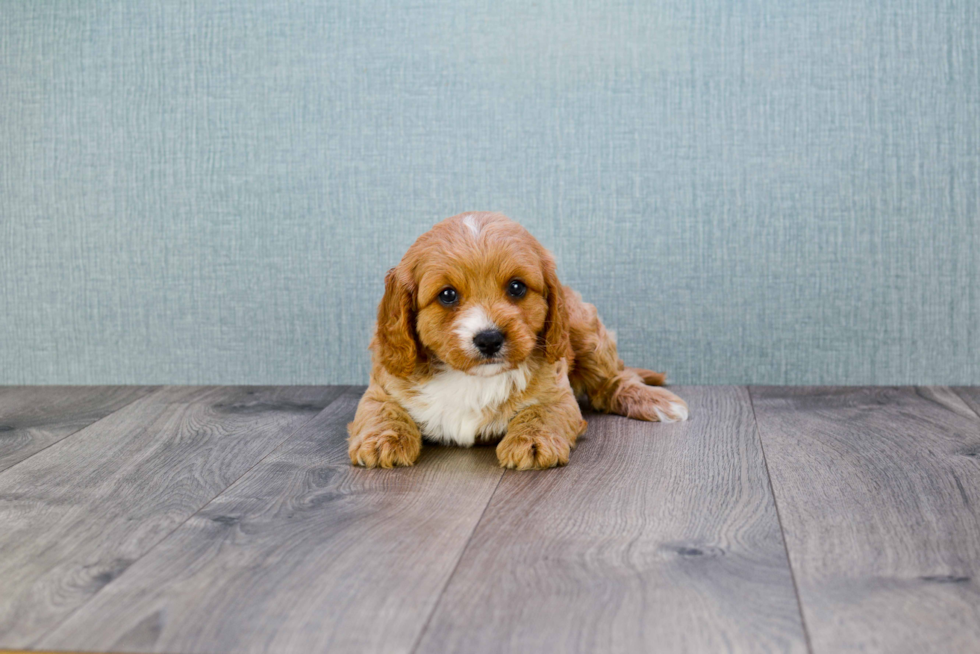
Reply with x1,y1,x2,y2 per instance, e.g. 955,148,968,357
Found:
25,386,351,650
0,386,160,478
747,386,816,654
408,466,506,654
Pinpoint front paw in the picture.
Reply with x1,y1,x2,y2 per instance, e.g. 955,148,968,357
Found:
496,430,571,470
348,426,421,468
613,383,689,423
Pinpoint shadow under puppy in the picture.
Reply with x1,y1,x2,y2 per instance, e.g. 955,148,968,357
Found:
348,212,688,470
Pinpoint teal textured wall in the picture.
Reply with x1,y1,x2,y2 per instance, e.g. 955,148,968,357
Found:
1,1,978,385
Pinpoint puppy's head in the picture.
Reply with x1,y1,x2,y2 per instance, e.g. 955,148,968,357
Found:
374,212,570,377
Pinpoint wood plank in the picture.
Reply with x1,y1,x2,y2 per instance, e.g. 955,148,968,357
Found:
0,386,156,472
415,386,807,654
38,388,506,654
0,385,346,649
750,386,980,653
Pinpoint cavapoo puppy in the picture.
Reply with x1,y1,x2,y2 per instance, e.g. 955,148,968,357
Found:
348,212,688,470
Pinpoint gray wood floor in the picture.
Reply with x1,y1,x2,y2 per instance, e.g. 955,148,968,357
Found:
0,386,977,654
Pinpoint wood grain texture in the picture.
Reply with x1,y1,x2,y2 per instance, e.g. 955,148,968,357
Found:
751,386,980,653
0,386,156,472
39,388,506,654
0,385,345,649
415,386,807,654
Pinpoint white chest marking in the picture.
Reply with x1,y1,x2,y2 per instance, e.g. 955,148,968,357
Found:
405,363,531,446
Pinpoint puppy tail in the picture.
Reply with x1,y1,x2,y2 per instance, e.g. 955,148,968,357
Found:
628,367,667,386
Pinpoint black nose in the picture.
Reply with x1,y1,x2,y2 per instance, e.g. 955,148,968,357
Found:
473,329,505,357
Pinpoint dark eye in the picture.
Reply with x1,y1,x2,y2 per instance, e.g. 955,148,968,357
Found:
506,280,527,299
438,287,458,306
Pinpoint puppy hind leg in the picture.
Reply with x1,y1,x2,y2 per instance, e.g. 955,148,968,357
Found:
565,291,687,422
607,373,689,422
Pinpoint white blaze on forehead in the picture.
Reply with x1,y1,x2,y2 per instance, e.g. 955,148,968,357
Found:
462,213,482,238
454,306,497,348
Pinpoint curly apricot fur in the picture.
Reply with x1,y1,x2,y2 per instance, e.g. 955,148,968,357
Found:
348,212,688,470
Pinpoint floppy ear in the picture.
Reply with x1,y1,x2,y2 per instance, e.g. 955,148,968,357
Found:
542,255,572,364
374,267,421,377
